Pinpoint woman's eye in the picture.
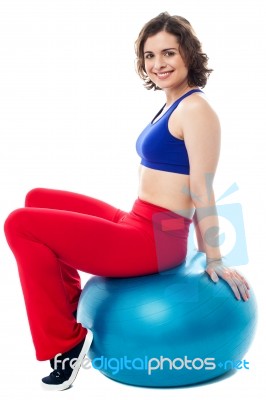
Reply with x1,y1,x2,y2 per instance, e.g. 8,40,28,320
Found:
164,51,175,57
145,53,154,59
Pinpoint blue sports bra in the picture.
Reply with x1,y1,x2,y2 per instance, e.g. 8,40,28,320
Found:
136,89,203,175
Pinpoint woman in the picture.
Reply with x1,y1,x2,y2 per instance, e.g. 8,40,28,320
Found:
4,12,250,391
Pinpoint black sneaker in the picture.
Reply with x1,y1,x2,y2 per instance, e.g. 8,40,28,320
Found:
49,356,58,370
41,330,93,391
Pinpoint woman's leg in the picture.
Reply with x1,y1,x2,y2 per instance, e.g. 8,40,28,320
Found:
24,188,127,313
25,187,126,221
4,205,156,361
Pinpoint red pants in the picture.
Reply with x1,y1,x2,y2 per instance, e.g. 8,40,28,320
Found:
4,188,192,361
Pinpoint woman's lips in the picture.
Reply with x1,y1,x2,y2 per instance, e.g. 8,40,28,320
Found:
156,71,173,79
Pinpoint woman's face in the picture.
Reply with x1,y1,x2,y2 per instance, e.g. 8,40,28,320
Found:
143,31,189,92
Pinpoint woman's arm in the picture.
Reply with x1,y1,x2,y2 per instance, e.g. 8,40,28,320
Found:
180,95,250,301
192,212,206,253
182,96,222,258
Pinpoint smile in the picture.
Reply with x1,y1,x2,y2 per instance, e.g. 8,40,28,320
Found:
156,71,173,79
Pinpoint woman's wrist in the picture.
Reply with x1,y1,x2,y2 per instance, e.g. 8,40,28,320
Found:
206,256,224,266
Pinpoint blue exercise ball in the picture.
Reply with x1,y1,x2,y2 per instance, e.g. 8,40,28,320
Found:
77,251,257,387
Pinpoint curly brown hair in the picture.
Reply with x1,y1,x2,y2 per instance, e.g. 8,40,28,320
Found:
135,12,213,90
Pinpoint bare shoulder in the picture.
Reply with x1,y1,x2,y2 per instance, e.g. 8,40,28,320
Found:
184,92,220,127
180,92,219,120
169,92,220,139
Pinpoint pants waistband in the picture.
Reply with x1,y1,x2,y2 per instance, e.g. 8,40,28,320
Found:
131,198,192,225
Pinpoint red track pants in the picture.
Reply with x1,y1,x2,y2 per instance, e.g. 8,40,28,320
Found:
4,188,192,361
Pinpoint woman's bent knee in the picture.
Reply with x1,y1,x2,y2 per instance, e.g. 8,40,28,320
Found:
25,187,44,207
4,208,28,245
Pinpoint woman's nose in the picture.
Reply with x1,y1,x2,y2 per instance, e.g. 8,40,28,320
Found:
153,57,167,70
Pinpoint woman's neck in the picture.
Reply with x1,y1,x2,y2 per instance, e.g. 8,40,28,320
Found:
164,84,198,107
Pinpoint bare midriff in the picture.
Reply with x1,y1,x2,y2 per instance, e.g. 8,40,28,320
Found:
138,165,195,219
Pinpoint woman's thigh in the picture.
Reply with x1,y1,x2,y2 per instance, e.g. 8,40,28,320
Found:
25,188,126,222
5,207,157,278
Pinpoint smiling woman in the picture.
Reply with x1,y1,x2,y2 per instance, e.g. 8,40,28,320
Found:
4,10,251,392
143,32,189,99
135,14,212,91
134,12,250,299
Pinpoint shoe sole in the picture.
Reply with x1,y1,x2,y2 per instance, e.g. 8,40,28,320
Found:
41,329,93,391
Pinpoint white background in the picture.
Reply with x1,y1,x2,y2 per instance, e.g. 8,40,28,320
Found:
0,0,265,399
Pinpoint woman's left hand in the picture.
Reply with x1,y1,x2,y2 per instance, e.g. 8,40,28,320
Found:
205,258,250,301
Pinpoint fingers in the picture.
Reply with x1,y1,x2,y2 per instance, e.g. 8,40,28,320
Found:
236,272,250,290
206,266,250,301
224,270,250,301
211,272,219,283
232,271,250,301
224,277,242,301
207,269,219,283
